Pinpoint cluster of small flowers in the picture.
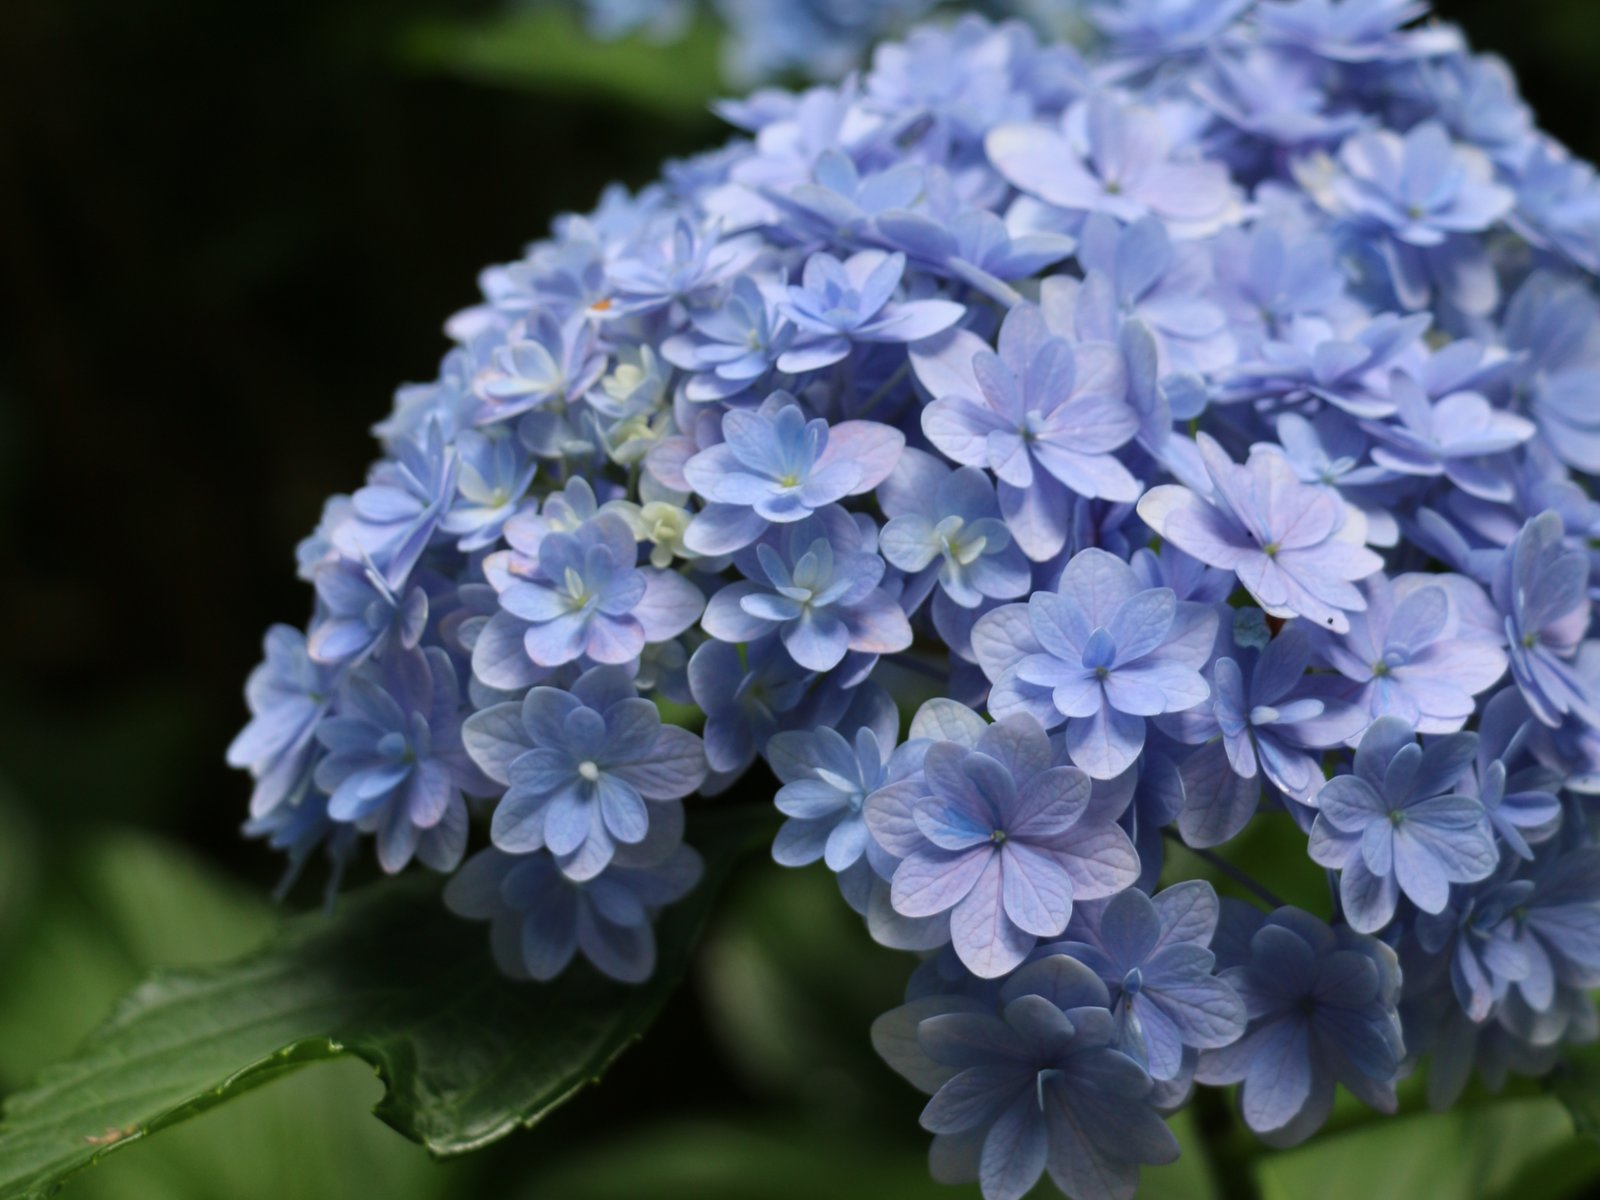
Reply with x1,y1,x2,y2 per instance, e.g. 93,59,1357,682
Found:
229,2,1600,1197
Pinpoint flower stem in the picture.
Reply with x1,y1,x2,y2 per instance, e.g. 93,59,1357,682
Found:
1162,829,1287,910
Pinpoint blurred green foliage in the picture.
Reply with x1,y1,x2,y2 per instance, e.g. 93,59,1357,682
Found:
1,0,1599,1196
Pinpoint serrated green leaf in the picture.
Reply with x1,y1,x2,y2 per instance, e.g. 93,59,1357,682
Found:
0,805,775,1200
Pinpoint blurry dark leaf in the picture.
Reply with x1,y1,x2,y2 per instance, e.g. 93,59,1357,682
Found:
698,862,911,1119
0,828,271,1088
395,7,722,116
1549,1042,1600,1146
516,1109,1217,1200
0,805,774,1200
1253,1096,1600,1200
515,1118,968,1200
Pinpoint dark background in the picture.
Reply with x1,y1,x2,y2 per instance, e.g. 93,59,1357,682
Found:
0,3,1597,1198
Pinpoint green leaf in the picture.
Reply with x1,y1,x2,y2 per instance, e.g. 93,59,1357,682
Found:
514,1108,1216,1200
514,1118,965,1200
1254,1096,1600,1200
0,828,272,1089
0,805,775,1200
63,1061,470,1200
394,7,722,118
1550,1041,1600,1146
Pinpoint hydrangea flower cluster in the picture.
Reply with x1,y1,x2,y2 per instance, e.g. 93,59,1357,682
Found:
232,4,1600,1197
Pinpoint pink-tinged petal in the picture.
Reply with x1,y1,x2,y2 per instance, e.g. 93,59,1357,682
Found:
583,614,647,666
1009,766,1092,838
1051,823,1141,899
998,477,1071,563
1058,547,1141,628
702,581,774,642
1106,658,1210,716
893,846,993,918
923,397,1007,467
951,855,1035,978
1000,843,1075,937
817,420,906,493
1065,705,1146,779
1106,589,1177,663
843,589,915,655
987,124,1106,210
972,603,1041,679
1160,500,1254,572
610,725,707,800
910,327,990,403
1340,854,1400,933
863,779,929,859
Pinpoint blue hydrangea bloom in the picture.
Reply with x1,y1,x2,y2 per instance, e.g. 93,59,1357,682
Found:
767,722,919,873
439,429,539,552
1494,511,1598,728
683,394,904,555
661,276,796,402
1044,882,1247,1083
686,636,813,779
227,625,337,819
915,304,1139,563
1309,716,1499,932
870,714,1140,977
777,249,964,373
1254,0,1462,63
463,666,707,880
1198,904,1404,1146
877,448,1032,614
1306,572,1509,733
988,95,1238,237
973,548,1217,779
445,826,702,984
1089,0,1253,64
334,422,457,580
1055,214,1235,376
1413,875,1539,1023
1323,121,1514,313
474,312,606,427
1459,688,1563,860
1162,622,1369,846
308,556,428,667
1511,847,1600,1006
873,954,1180,1200
702,506,913,672
493,511,705,669
312,647,483,874
230,3,1600,1180
1139,435,1385,633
